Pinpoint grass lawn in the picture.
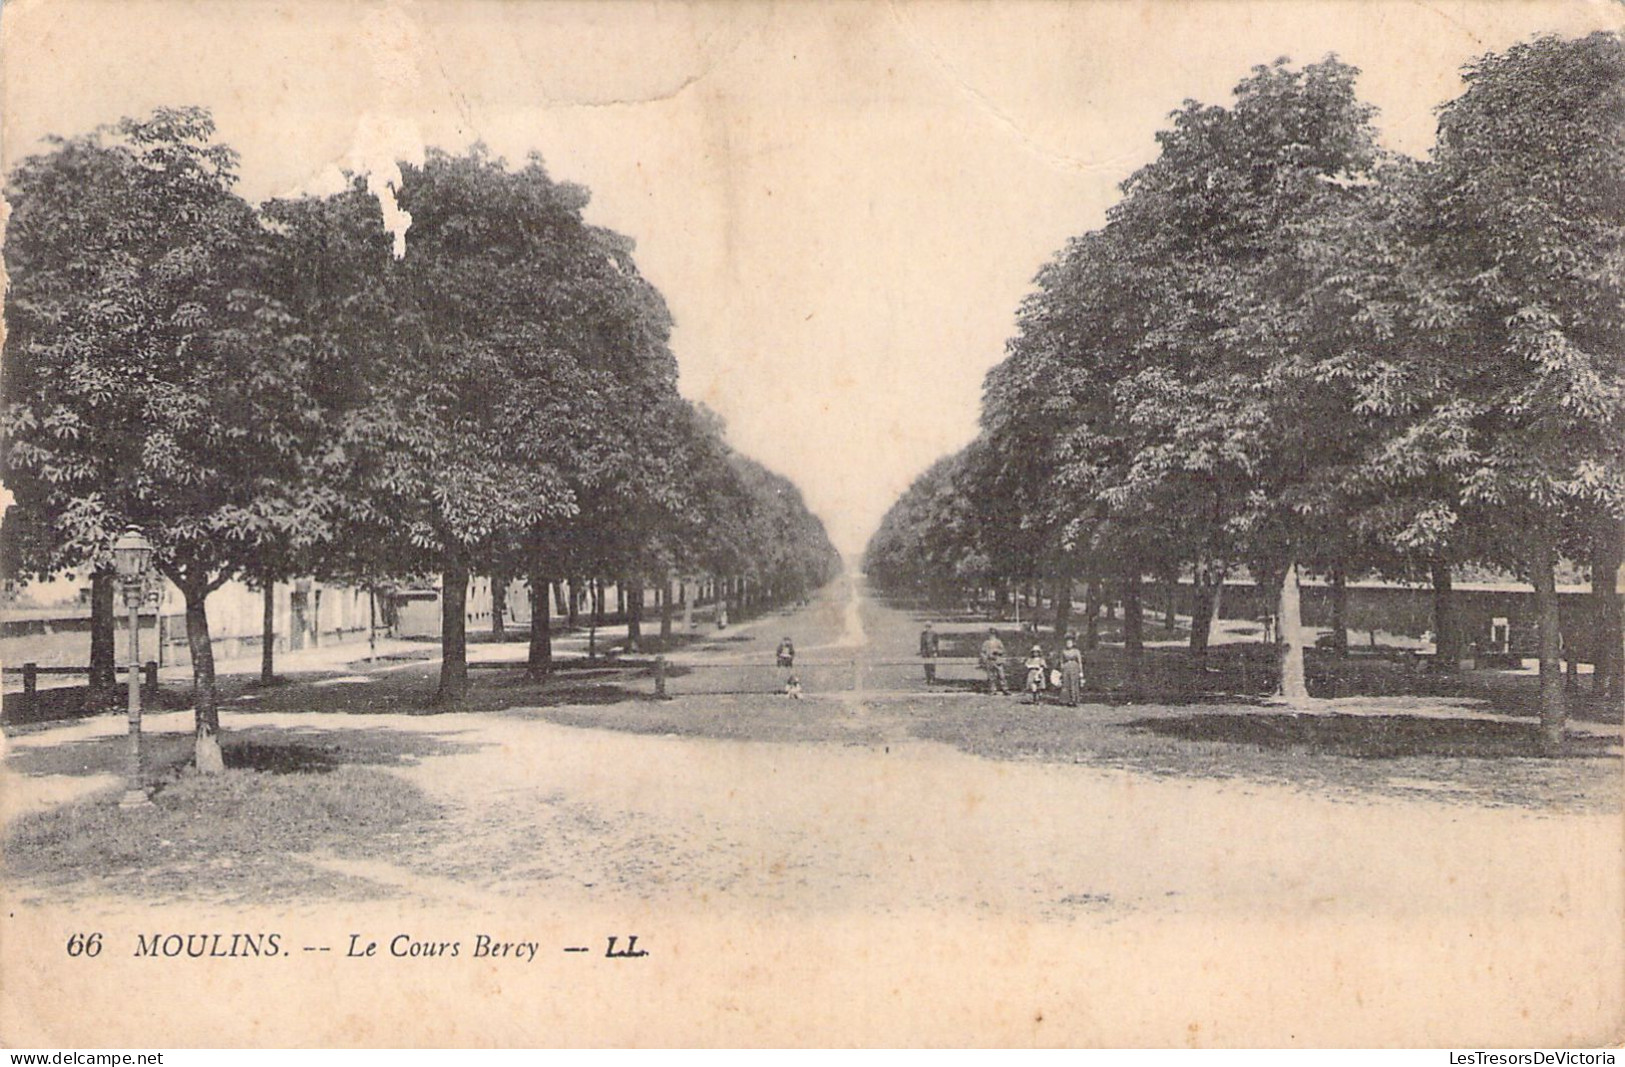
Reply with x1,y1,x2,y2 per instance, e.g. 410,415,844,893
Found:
6,765,445,904
545,690,1621,814
3,722,478,903
4,637,1619,904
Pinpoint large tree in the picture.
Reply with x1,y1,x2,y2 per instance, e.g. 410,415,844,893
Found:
866,448,990,604
341,147,619,703
254,178,402,680
3,107,321,771
1417,32,1625,744
964,58,1389,697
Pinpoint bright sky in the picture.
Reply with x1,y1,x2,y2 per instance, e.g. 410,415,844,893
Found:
3,0,1618,554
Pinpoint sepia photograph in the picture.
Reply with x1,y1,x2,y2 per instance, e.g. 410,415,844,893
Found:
0,0,1621,1049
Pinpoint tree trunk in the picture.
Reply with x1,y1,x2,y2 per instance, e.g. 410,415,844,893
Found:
1531,540,1567,752
1053,575,1072,637
491,575,507,639
1189,561,1225,658
660,580,674,641
1083,580,1101,650
1329,564,1349,658
261,580,276,684
1162,569,1178,630
1592,520,1623,703
1188,588,1209,655
179,579,224,775
527,574,552,679
1278,560,1309,704
566,580,580,628
683,580,695,631
1206,572,1225,654
588,579,601,659
86,568,118,712
1432,559,1459,671
626,580,643,652
1121,575,1142,648
552,580,567,620
1122,572,1143,697
436,560,469,705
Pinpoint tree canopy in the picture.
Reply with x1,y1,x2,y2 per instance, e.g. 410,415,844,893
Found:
4,117,840,759
865,33,1625,745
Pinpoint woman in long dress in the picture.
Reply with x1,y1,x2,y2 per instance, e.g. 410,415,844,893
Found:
1059,634,1084,707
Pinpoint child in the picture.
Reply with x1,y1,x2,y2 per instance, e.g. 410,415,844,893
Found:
784,674,803,700
1023,645,1048,704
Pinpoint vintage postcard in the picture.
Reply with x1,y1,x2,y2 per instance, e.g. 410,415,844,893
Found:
1,0,1622,1049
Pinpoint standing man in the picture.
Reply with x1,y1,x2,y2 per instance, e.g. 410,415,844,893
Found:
919,623,940,685
979,628,1009,695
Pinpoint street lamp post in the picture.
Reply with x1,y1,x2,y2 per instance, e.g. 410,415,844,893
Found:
113,527,154,808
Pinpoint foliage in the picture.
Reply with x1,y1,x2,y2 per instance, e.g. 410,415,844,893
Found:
3,108,318,592
866,34,1624,733
4,116,842,720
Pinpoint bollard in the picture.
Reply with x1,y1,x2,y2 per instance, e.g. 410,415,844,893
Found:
22,662,38,720
654,655,667,698
144,661,158,703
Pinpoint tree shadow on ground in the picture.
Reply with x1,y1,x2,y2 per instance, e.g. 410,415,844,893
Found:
3,682,193,726
8,722,486,781
1002,644,1625,725
351,647,436,663
220,662,667,716
618,632,712,655
538,695,886,746
465,631,526,645
226,741,341,774
900,698,1620,813
223,724,486,770
925,677,991,693
7,731,197,779
489,677,658,707
1125,712,1621,760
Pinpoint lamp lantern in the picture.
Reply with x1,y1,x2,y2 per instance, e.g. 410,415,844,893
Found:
112,527,154,585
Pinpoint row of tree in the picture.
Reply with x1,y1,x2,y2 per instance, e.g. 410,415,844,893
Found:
866,33,1624,748
2,108,840,770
